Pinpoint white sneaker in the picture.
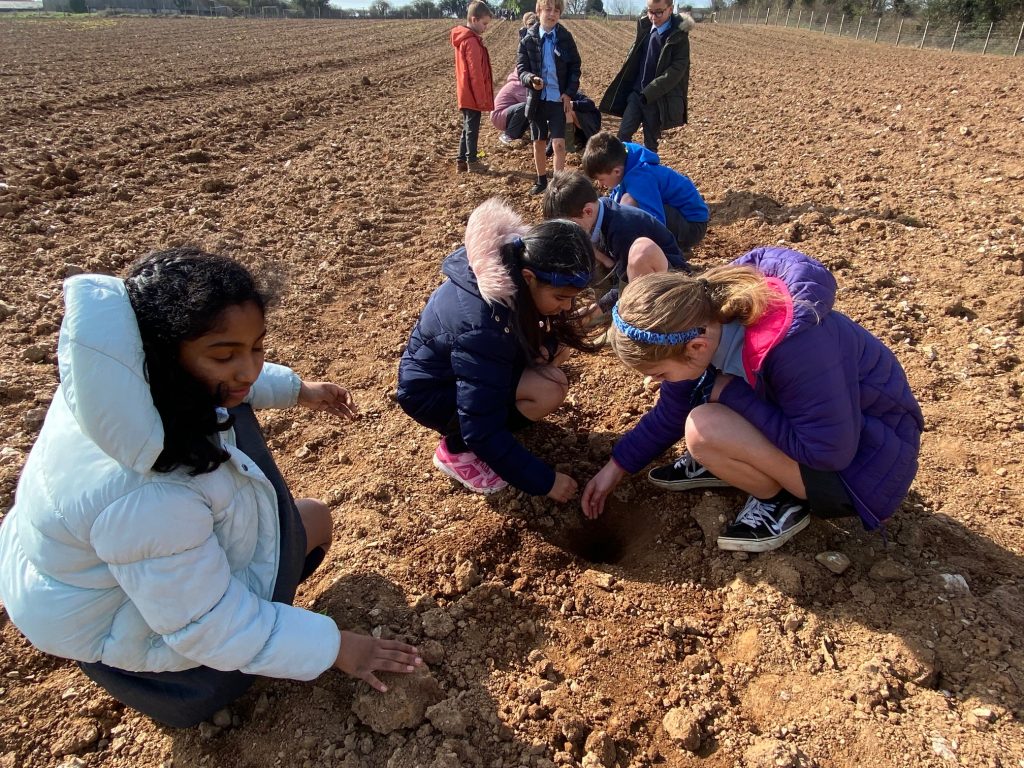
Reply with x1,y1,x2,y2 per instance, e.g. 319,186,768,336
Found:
498,133,515,145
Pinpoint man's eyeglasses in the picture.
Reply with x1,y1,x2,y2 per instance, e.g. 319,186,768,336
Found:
646,5,670,17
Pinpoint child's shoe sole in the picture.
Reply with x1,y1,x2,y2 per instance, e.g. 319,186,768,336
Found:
716,514,810,553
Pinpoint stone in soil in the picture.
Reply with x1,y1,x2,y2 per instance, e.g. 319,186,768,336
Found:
815,550,851,574
583,729,616,767
661,707,701,752
49,720,99,757
421,608,455,639
352,668,443,734
425,696,468,737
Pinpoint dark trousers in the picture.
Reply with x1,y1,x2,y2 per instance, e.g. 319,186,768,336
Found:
458,108,482,162
79,405,316,729
504,103,528,140
663,208,708,253
618,90,663,152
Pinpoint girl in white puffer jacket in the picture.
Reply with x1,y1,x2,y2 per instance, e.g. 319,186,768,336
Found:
0,249,421,727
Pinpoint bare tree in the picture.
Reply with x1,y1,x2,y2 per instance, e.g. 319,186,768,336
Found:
607,0,637,16
565,0,589,15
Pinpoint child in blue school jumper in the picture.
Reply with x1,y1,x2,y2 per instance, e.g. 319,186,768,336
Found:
543,170,690,314
583,131,708,254
397,198,596,502
517,0,582,195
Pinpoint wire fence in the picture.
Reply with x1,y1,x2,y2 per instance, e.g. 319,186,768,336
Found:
718,6,1024,56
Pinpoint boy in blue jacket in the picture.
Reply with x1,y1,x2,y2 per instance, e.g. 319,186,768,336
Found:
583,131,708,254
542,171,689,313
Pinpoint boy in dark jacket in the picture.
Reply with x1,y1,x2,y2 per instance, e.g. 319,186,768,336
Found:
517,0,582,195
583,132,708,254
600,4,694,153
543,171,688,313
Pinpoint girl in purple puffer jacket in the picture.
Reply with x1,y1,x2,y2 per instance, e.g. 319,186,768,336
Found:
582,247,923,553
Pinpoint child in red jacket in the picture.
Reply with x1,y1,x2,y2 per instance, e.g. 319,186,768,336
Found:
451,2,495,173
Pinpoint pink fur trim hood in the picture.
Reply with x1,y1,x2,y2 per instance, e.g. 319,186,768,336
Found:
464,198,528,308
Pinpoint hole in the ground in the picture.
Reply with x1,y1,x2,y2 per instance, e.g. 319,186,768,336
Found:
554,500,660,566
570,524,626,565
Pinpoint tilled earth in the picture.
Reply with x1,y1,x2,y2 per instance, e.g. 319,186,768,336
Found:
0,15,1022,768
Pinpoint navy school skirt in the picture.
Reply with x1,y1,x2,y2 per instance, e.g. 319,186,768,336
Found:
79,404,321,728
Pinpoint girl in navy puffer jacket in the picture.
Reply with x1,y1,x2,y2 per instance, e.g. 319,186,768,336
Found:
397,198,596,502
583,247,923,553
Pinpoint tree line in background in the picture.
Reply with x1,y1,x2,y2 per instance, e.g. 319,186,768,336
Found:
719,0,1023,25
64,0,1019,32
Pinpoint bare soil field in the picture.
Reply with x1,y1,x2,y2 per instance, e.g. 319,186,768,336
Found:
1,15,1022,768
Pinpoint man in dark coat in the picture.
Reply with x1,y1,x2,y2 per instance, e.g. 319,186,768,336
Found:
599,4,695,153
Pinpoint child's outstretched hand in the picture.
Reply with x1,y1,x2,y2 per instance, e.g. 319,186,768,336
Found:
333,631,422,693
298,381,358,420
582,459,627,519
547,472,578,502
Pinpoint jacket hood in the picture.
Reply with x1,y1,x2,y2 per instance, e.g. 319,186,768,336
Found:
505,69,519,85
460,197,528,308
730,248,838,375
640,11,695,33
451,24,480,48
624,143,661,173
57,274,164,474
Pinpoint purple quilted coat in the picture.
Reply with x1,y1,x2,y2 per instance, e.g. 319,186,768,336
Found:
612,247,924,529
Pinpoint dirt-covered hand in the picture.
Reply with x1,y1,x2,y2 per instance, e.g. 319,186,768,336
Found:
582,459,626,519
298,381,358,420
334,631,422,693
547,471,578,502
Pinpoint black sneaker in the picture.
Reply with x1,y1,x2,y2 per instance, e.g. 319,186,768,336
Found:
529,177,548,195
716,494,810,553
648,452,731,491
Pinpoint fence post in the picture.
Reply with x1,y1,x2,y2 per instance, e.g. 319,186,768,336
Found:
786,8,791,27
808,11,813,30
895,18,904,47
1015,20,1024,56
765,6,770,25
839,14,844,37
874,16,881,42
982,22,993,54
919,20,928,48
856,16,862,39
950,20,960,51
797,10,802,28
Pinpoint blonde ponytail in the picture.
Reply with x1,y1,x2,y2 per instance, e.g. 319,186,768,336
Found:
610,265,781,368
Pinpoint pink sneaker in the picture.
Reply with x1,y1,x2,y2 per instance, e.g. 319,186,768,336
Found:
432,438,508,495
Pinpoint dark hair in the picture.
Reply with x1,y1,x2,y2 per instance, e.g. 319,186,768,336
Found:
124,248,276,475
542,171,599,219
501,219,596,363
582,131,627,177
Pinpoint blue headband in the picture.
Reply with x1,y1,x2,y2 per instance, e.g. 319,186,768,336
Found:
529,267,591,289
512,236,591,289
611,304,705,346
